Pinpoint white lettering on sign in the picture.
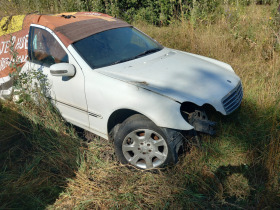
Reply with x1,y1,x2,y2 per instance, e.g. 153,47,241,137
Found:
25,35,28,50
4,42,9,54
18,54,28,63
15,37,24,50
0,34,28,74
16,35,29,50
0,55,27,72
0,58,11,71
0,35,29,55
0,41,9,55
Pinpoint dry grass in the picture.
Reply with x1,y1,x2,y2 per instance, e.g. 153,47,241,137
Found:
1,3,280,210
0,99,81,209
47,4,280,209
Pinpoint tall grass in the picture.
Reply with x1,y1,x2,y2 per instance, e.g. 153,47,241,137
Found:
0,1,279,209
0,96,81,209
50,3,279,209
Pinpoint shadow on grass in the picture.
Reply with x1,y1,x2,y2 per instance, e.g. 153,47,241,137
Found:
207,97,280,208
215,164,270,207
0,102,81,209
156,97,280,209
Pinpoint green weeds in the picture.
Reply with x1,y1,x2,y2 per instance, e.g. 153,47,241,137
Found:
1,0,278,25
0,89,81,209
0,1,280,209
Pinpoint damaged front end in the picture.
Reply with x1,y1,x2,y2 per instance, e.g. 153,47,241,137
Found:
188,110,216,135
180,102,217,136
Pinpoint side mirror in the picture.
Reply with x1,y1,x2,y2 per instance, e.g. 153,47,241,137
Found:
50,63,76,77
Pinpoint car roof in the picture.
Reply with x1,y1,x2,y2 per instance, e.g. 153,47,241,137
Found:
23,12,131,46
0,12,130,78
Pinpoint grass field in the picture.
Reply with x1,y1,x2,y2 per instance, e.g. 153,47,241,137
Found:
0,2,280,209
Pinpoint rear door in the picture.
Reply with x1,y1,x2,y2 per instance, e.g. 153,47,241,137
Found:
27,25,89,128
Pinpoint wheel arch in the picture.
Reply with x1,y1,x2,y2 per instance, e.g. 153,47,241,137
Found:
107,99,196,140
107,108,143,140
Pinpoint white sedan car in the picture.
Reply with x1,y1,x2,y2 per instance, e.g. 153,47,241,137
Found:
19,13,242,169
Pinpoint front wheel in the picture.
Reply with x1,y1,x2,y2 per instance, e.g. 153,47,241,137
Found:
114,114,179,169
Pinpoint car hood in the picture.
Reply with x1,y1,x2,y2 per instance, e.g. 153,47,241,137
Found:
97,48,241,114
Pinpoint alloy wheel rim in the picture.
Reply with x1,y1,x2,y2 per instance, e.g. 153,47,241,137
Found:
122,129,168,169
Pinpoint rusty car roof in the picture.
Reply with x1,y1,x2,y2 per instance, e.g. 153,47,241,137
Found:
0,12,130,78
23,12,131,46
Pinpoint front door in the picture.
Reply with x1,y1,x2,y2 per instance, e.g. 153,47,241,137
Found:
27,25,89,128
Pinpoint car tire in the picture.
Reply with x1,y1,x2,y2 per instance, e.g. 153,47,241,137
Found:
114,114,179,169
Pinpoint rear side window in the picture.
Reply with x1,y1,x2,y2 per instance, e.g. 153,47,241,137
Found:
28,27,68,67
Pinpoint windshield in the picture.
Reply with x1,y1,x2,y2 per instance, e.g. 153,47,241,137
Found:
73,27,163,69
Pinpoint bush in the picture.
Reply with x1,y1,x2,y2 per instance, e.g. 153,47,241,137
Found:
0,0,223,25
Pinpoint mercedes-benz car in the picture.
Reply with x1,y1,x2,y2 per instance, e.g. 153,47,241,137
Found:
1,12,243,169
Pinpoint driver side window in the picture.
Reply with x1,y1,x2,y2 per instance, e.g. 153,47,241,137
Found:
29,27,69,67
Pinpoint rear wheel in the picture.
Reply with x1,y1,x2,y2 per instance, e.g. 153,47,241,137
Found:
114,114,179,169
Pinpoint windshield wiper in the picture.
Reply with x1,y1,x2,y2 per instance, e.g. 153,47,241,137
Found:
134,48,161,59
111,48,162,65
111,57,137,65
